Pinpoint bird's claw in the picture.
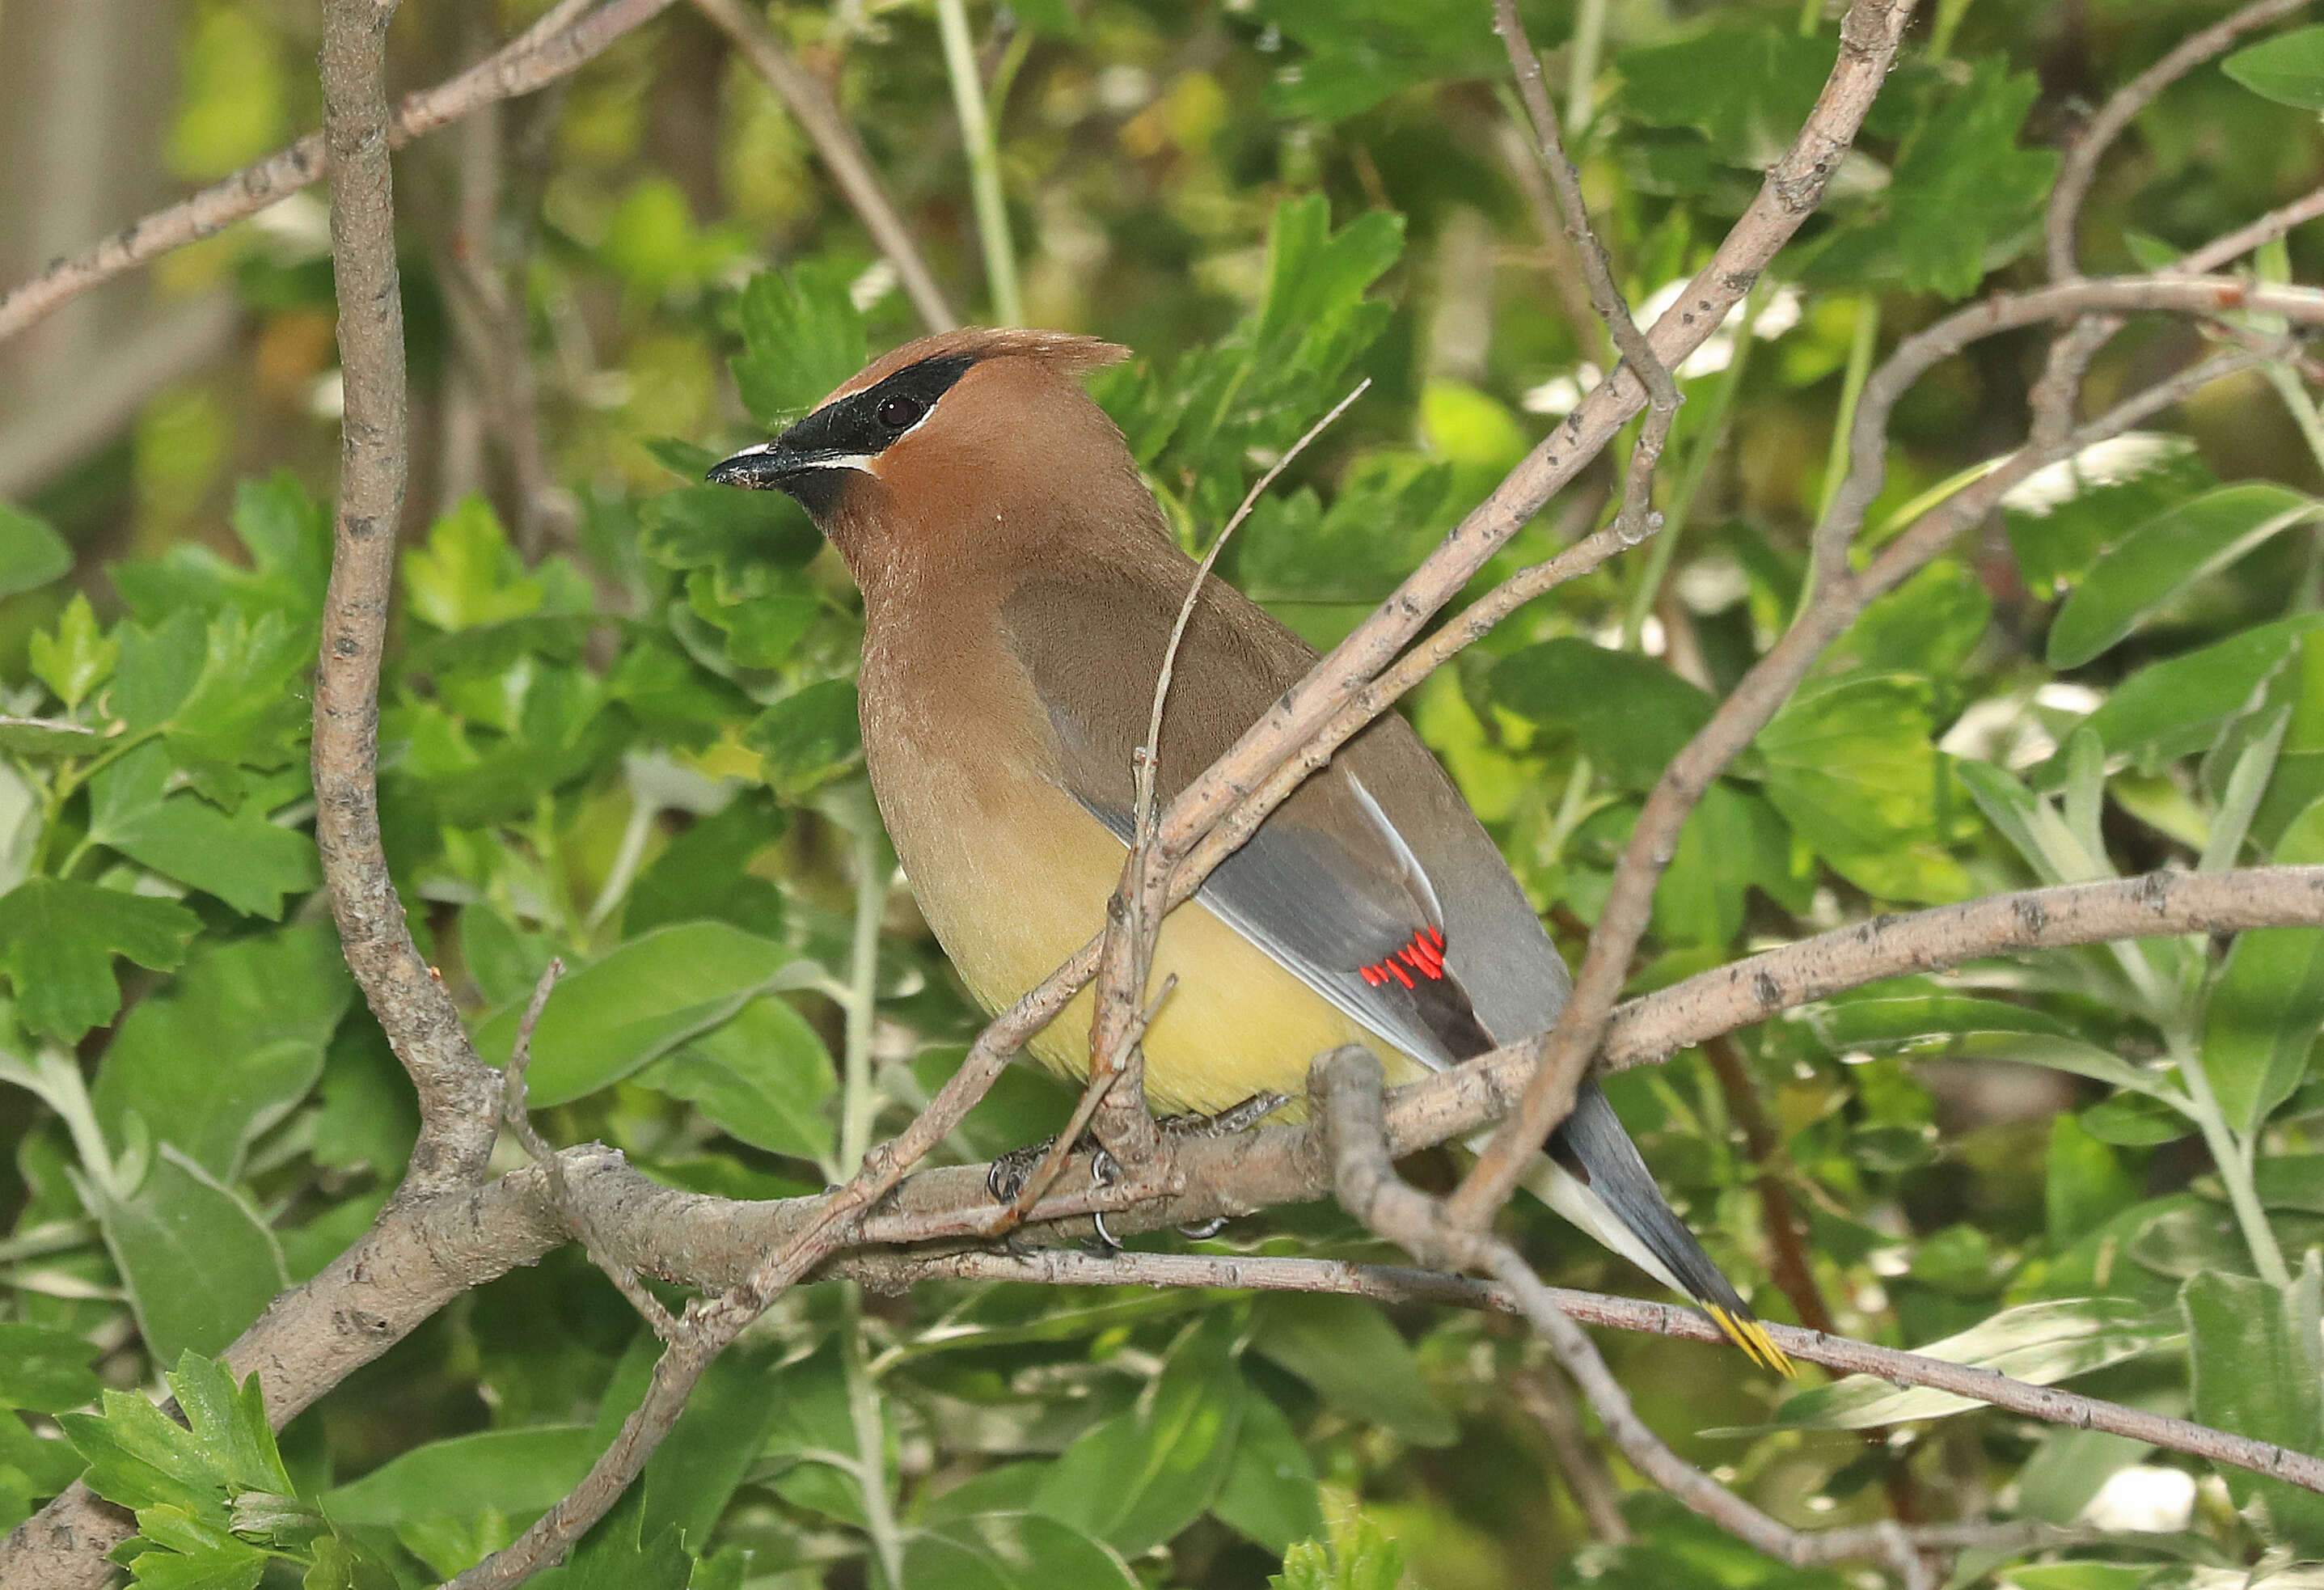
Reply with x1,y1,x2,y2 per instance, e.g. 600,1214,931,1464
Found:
1154,1091,1289,1139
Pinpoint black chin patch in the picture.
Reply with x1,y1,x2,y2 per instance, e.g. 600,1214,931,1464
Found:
782,466,850,519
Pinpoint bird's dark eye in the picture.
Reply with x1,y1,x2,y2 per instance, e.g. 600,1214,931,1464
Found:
876,394,925,430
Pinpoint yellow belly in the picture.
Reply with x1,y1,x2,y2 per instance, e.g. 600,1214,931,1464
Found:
877,742,1424,1116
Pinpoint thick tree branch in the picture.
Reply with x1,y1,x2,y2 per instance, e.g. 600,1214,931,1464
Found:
314,0,502,1196
0,0,679,346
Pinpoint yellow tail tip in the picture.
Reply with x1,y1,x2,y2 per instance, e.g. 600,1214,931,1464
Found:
1706,1305,1796,1378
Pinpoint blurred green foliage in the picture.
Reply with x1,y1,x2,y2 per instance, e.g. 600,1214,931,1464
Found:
7,0,2324,1586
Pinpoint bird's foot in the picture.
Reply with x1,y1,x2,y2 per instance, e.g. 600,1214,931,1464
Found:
1155,1093,1287,1238
985,1133,1097,1205
982,1136,1126,1248
1155,1091,1290,1139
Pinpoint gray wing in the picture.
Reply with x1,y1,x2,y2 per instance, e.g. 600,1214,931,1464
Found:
1001,569,1528,1068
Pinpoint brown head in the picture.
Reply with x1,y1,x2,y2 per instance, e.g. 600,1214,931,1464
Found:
707,328,1162,599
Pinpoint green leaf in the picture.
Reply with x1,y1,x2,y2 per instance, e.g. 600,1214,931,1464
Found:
87,743,320,918
728,263,867,429
1653,781,1811,949
2183,1258,2324,1552
1490,639,1713,793
1234,459,1459,615
121,1517,266,1590
1758,674,1972,902
682,573,820,670
61,1354,288,1526
163,1354,294,1499
0,878,201,1042
1820,560,1992,681
1211,1384,1322,1553
2079,614,2324,774
0,502,72,598
746,680,863,799
0,1397,88,1494
1777,1298,2181,1428
761,1341,877,1526
311,1017,417,1177
0,1323,101,1414
1248,1294,1456,1447
1805,993,2070,1051
405,497,549,632
532,1491,692,1590
623,788,786,939
1811,64,2059,298
29,594,117,713
2003,433,2219,602
92,1147,289,1364
1257,0,1540,123
1032,1312,1249,1555
2079,1091,2197,1147
903,1512,1140,1590
111,474,330,628
150,608,314,809
636,995,835,1163
2224,24,2324,110
92,923,353,1178
2203,796,2324,1133
2046,484,2317,668
1270,1514,1405,1590
2046,1113,2139,1250
1615,26,1833,167
471,922,796,1106
323,1426,601,1528
639,487,822,601
1098,197,1401,528
1955,758,2106,886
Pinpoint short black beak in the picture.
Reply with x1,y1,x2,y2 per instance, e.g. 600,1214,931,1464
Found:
706,444,793,491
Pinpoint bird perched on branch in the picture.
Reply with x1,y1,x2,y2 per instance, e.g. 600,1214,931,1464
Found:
709,327,1789,1373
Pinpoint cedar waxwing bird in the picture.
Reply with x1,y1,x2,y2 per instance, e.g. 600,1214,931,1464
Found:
708,328,1789,1374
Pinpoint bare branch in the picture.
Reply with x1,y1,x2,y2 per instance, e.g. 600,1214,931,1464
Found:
1494,0,1678,546
2183,180,2324,276
691,0,958,335
315,0,502,1195
2045,0,2309,281
2033,0,2309,445
0,0,679,347
1511,1370,1633,1544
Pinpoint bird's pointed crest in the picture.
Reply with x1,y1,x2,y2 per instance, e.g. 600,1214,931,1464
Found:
814,327,1129,411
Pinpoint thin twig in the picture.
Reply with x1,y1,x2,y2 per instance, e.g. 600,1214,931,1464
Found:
2033,0,2309,446
2044,0,2310,281
501,960,678,1339
690,0,957,334
1513,1369,1633,1543
0,0,681,346
1494,0,1679,546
